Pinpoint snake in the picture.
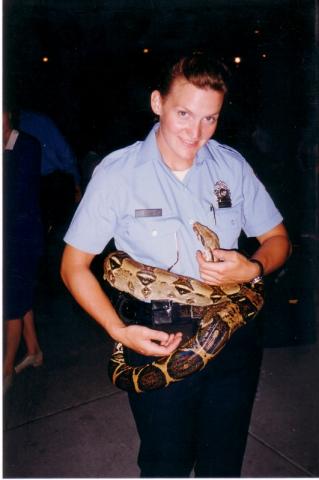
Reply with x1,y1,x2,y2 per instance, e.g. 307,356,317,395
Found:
103,222,264,393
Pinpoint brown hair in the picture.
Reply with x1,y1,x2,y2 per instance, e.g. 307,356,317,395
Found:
157,51,230,97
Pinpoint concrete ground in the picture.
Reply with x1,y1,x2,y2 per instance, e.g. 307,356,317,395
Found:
3,231,318,478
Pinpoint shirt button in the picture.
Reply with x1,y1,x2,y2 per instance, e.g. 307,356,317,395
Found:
151,230,158,237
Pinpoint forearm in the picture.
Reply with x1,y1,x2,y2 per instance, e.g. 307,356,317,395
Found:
253,234,292,276
61,258,125,341
60,247,183,356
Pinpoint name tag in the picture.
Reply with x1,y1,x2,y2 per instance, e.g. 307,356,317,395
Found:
135,208,162,218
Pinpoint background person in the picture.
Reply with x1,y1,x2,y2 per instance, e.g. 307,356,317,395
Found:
60,52,291,477
18,109,82,233
3,111,44,393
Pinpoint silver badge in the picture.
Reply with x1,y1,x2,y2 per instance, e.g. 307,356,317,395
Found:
214,181,232,208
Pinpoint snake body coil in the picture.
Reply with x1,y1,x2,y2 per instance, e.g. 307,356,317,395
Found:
104,222,264,393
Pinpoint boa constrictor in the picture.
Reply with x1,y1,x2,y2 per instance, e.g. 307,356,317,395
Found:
103,222,264,393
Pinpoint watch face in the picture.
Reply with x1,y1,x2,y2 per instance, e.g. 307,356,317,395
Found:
250,276,263,286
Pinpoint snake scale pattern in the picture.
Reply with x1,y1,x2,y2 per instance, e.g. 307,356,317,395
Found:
104,222,264,393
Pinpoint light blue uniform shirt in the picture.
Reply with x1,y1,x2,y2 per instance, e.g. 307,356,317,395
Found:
64,124,283,280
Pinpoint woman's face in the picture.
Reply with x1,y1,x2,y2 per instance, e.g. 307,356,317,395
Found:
151,77,224,170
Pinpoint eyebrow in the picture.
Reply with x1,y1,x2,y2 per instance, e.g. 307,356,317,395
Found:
177,106,221,118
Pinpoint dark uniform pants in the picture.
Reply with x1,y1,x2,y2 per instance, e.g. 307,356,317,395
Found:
126,318,263,478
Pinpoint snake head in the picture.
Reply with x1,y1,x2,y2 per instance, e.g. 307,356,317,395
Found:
193,222,220,262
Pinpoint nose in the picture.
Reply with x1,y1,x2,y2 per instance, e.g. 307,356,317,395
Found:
187,121,201,141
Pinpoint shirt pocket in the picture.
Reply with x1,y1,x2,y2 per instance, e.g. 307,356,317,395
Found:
213,206,242,248
125,215,182,268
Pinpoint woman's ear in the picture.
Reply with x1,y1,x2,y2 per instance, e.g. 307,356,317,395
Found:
150,90,162,115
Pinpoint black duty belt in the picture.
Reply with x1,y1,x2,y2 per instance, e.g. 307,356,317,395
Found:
115,292,204,327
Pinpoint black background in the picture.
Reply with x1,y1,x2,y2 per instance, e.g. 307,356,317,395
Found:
3,0,318,344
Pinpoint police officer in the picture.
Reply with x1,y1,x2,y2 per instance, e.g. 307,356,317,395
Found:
61,52,291,477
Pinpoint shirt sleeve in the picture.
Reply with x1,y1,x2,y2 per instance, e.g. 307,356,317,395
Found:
64,165,117,253
241,160,283,237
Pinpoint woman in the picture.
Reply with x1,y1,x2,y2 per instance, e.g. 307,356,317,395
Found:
3,110,43,393
61,52,291,477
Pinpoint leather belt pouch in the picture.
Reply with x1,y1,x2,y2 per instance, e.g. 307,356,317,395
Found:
151,301,201,341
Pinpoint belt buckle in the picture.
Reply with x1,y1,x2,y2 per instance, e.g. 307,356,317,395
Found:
190,305,202,319
151,300,173,326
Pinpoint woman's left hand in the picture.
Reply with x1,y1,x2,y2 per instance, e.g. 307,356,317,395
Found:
196,249,259,285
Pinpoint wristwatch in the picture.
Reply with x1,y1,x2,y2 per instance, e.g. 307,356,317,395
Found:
249,258,264,285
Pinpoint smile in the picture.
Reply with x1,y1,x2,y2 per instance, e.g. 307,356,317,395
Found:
180,138,199,147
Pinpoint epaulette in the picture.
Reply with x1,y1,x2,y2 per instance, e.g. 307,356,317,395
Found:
218,143,240,154
216,142,245,160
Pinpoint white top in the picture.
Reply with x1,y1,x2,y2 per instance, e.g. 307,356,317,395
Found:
172,168,191,182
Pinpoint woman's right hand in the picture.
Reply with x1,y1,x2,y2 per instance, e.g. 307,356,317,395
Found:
61,245,183,357
112,324,183,357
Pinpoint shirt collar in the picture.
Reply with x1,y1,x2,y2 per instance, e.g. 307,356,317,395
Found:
139,122,213,167
138,123,162,166
195,143,211,165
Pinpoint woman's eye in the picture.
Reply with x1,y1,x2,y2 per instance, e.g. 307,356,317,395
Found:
178,111,188,117
205,116,216,124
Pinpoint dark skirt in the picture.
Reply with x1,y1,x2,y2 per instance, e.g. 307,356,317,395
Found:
3,240,42,320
